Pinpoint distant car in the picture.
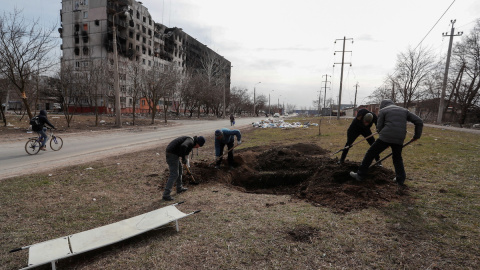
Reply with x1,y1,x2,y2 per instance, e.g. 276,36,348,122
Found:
284,113,289,116
273,113,280,117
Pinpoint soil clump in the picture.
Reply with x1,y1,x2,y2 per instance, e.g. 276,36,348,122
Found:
183,143,408,213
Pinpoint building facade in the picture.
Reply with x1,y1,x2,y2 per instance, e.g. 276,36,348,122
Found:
60,0,230,113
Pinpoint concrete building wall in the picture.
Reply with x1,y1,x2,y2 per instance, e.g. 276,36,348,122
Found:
60,0,230,113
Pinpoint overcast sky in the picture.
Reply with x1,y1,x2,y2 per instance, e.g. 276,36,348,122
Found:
4,0,480,108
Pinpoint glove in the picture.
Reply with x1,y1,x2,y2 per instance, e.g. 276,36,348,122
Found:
181,158,187,165
237,140,242,145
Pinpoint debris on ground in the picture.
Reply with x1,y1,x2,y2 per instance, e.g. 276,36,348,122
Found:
252,119,319,129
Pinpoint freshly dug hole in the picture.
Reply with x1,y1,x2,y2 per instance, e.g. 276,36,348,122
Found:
186,143,409,212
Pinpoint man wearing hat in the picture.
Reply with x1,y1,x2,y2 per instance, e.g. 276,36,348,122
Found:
350,99,423,186
339,108,380,165
163,135,206,201
214,128,242,169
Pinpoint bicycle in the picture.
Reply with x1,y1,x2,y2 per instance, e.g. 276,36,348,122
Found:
25,128,63,155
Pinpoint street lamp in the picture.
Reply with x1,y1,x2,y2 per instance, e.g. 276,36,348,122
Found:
112,7,130,127
253,82,261,116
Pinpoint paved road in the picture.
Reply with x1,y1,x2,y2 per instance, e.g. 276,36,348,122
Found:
0,118,255,180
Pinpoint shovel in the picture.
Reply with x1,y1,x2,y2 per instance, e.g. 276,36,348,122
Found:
369,139,415,168
183,164,198,184
209,142,242,166
331,132,378,155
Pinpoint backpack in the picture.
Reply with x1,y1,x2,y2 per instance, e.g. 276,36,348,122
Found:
30,116,41,129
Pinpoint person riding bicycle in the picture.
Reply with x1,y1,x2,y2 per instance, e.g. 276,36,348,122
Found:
32,110,56,151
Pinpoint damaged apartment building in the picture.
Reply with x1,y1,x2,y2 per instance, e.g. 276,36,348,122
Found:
59,0,231,113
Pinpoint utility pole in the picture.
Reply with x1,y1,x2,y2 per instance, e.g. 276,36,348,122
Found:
321,74,331,115
437,19,463,124
391,80,395,102
253,82,261,116
353,82,359,116
317,89,321,115
334,36,353,120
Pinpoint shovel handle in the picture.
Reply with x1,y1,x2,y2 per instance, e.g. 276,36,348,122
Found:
332,132,378,155
210,143,240,165
370,139,415,168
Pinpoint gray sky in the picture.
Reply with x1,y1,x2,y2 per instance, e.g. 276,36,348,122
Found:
4,0,480,108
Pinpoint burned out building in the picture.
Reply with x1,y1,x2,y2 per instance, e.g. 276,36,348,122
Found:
59,0,230,113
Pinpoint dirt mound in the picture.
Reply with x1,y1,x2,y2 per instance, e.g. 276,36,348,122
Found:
185,143,408,212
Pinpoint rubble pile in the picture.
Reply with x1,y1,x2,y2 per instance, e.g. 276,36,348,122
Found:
252,119,319,129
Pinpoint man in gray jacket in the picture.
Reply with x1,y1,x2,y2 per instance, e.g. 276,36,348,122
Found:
350,99,423,186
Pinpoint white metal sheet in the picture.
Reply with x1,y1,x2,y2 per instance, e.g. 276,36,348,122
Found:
19,204,190,269
28,237,71,266
69,205,187,253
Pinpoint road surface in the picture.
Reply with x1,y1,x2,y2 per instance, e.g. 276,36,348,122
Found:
0,118,255,180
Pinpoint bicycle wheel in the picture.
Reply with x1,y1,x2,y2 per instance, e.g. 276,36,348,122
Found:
25,139,41,155
50,135,63,151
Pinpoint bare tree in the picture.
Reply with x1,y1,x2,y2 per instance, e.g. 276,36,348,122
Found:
143,64,179,124
393,46,435,108
451,19,480,125
127,61,144,125
366,85,393,104
199,50,230,117
229,87,251,116
0,77,9,125
54,63,80,127
0,9,58,119
181,73,203,117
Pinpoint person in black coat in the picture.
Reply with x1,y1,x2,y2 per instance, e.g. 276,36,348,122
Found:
350,100,423,186
32,110,56,151
339,108,380,164
163,135,205,201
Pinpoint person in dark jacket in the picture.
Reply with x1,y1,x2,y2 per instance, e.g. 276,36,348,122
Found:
350,99,423,186
214,128,242,169
32,110,56,151
163,135,206,201
230,114,235,126
339,108,380,164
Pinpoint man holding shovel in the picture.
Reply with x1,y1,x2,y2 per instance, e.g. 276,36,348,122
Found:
350,99,423,186
163,135,206,201
214,128,242,169
338,108,380,165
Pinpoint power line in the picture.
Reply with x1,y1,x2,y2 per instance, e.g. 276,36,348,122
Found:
382,0,457,90
413,0,457,51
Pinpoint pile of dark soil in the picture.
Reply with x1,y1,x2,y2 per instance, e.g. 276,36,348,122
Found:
187,143,408,212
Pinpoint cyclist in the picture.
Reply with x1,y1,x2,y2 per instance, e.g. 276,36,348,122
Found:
32,110,56,151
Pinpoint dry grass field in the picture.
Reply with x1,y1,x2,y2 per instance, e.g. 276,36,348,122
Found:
1,115,479,269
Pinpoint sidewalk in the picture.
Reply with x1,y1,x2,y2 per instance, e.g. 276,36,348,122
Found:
423,123,480,135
